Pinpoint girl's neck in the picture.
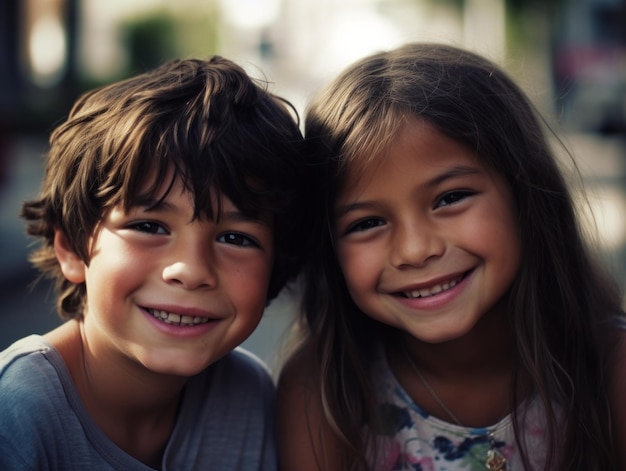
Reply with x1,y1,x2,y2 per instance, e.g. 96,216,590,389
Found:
385,308,532,428
398,304,515,377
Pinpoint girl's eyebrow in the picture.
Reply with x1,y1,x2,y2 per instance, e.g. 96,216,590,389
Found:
426,165,481,187
334,201,376,218
335,165,481,218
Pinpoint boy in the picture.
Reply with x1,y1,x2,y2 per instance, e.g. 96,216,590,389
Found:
0,56,311,470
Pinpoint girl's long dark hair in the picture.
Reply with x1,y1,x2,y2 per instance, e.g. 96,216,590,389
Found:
300,43,624,470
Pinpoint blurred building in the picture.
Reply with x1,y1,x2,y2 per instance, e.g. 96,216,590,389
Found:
553,0,626,135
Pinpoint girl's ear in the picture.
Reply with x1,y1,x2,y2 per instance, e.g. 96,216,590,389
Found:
53,230,86,283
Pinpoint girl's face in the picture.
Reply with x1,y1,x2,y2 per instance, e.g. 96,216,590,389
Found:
334,119,521,344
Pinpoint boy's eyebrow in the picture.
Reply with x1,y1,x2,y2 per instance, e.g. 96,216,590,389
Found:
335,165,481,217
221,210,271,226
132,197,175,212
133,197,271,226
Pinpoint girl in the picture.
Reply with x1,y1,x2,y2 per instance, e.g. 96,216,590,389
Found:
277,43,626,470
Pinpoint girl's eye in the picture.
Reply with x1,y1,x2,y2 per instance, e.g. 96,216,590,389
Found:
436,190,474,208
218,232,259,248
345,218,385,234
130,221,168,234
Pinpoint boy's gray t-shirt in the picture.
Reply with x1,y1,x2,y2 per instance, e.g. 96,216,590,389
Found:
0,335,277,470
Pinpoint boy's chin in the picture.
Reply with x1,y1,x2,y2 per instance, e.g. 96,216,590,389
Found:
137,349,223,378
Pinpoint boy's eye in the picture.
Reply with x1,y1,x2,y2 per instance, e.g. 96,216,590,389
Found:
218,232,259,247
130,221,168,234
345,218,385,234
436,190,474,208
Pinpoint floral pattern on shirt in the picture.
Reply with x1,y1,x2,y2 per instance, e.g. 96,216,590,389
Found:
367,352,550,471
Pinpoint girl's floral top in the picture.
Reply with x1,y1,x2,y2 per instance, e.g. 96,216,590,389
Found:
367,351,552,470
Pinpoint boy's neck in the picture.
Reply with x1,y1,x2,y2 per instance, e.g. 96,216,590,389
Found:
45,319,186,467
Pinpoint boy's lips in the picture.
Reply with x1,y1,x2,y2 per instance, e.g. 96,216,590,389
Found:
142,304,220,327
146,308,212,326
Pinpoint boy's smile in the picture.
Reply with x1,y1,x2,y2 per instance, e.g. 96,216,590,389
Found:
57,177,274,378
334,118,521,345
144,308,213,326
140,304,221,335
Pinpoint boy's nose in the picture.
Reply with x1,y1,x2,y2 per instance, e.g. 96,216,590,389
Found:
389,221,445,268
162,241,217,290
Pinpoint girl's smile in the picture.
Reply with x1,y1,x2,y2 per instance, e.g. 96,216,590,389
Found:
392,271,467,299
391,269,473,312
334,118,521,344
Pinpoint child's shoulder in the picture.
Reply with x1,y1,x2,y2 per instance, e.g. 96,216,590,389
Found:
172,347,278,463
230,346,273,374
0,334,69,404
0,335,74,436
193,346,276,399
1,335,57,384
276,342,345,469
223,347,275,385
277,341,319,391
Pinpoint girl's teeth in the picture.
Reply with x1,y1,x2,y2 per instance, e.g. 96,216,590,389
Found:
405,279,458,298
149,309,209,326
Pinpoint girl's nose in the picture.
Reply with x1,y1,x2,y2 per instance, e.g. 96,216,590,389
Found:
162,240,217,290
389,220,445,268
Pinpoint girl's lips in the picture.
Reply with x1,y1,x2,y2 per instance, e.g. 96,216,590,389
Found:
393,270,473,310
395,272,469,299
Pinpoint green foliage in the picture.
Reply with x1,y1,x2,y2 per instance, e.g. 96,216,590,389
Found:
505,0,564,14
124,13,179,76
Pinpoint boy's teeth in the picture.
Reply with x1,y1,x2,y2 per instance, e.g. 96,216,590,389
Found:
149,309,209,326
406,279,458,299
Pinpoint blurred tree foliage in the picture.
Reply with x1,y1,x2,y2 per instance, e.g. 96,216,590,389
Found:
124,13,179,76
506,0,564,13
122,9,220,76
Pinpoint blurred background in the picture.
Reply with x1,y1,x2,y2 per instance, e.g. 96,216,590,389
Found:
1,0,625,368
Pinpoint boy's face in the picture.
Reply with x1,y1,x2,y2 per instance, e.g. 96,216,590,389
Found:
59,177,274,377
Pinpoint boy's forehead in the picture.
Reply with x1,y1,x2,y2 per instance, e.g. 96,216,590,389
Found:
132,174,274,225
133,174,204,207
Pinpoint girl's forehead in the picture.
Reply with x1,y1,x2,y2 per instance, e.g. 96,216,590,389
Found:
336,118,502,200
338,154,383,196
338,117,427,187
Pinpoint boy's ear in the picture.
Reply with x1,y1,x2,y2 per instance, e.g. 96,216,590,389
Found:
53,230,86,283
